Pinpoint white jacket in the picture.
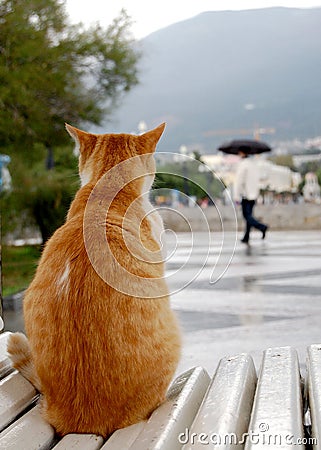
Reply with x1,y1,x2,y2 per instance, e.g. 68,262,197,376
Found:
233,157,261,201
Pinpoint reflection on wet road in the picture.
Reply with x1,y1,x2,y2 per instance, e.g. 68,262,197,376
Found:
166,230,321,373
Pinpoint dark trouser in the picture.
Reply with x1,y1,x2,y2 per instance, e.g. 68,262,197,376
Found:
241,198,267,242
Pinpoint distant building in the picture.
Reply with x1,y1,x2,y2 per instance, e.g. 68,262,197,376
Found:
257,160,301,193
303,172,321,203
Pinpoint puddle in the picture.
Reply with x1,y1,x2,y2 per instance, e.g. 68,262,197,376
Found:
175,310,293,333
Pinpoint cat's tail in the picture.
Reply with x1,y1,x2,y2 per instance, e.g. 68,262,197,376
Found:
7,332,41,392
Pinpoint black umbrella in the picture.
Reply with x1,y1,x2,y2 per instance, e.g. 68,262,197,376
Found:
218,139,272,155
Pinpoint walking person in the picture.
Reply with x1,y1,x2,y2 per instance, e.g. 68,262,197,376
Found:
234,151,268,244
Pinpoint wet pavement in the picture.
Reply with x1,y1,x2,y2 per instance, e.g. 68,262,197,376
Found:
166,230,321,375
3,230,321,375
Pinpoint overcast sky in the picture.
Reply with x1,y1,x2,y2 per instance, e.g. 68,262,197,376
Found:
65,0,321,38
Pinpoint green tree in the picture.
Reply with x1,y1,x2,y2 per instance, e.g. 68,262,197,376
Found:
298,161,321,192
0,0,139,158
1,144,79,243
0,0,140,243
299,160,321,177
153,159,223,203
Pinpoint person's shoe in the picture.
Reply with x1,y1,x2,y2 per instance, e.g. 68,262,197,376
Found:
262,226,268,240
241,237,249,244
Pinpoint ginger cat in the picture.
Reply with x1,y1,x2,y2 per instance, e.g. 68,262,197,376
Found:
7,123,181,437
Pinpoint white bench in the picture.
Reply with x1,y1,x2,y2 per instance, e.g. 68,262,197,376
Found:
0,331,319,449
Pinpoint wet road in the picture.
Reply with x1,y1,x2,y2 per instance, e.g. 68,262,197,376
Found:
166,230,321,374
3,230,321,374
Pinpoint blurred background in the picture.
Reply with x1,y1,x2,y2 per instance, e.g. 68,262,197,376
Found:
1,1,321,350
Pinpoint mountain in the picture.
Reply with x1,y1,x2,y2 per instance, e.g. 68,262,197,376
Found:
100,7,321,153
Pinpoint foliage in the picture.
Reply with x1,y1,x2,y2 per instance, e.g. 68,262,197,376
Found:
153,159,224,202
299,160,321,176
29,172,78,243
1,145,79,243
0,0,140,242
298,161,321,190
0,0,140,151
2,245,42,296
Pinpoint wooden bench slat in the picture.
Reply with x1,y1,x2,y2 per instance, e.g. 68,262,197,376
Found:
245,347,304,450
100,422,145,449
0,370,38,432
0,332,12,379
52,433,104,450
182,353,257,449
306,344,321,449
0,404,55,450
127,366,211,450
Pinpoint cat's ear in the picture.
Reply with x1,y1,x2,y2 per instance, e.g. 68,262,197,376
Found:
138,123,166,153
65,124,97,158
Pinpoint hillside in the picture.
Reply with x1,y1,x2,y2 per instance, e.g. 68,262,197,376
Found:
100,7,321,153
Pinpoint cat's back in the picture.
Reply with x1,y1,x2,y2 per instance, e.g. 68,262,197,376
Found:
22,123,181,437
